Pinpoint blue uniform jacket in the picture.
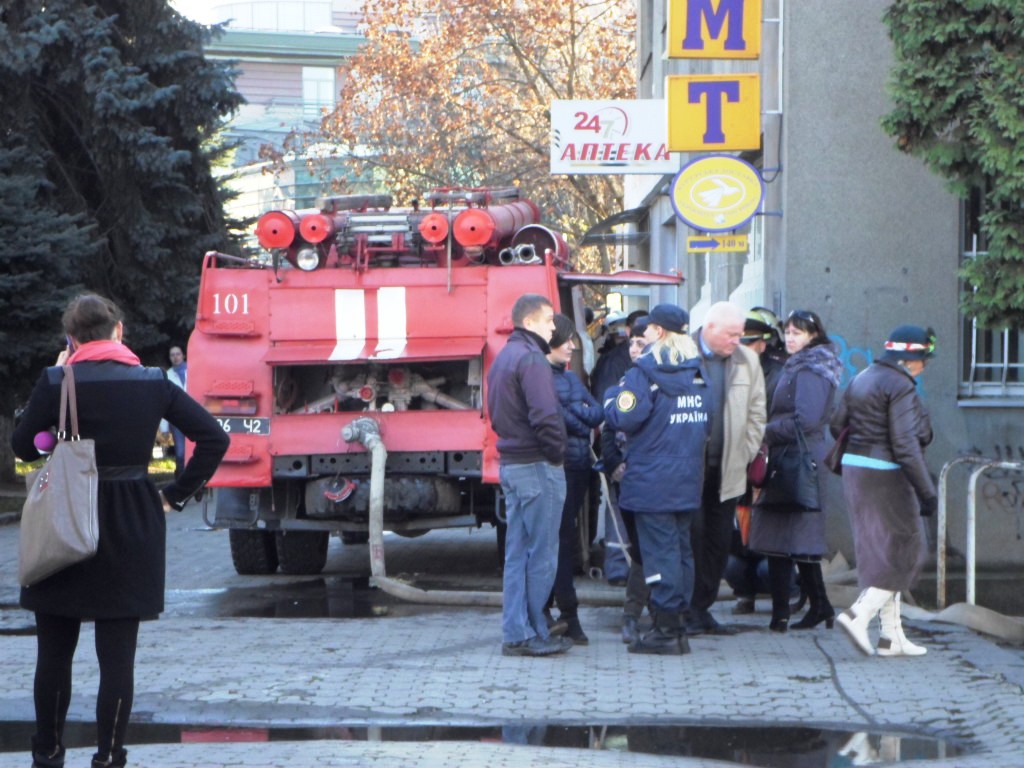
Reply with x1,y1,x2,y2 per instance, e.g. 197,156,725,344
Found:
550,363,603,470
604,353,710,513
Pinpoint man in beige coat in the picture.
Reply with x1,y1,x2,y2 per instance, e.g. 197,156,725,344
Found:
687,302,767,635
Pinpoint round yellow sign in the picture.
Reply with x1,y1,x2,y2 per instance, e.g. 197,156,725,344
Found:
670,155,764,233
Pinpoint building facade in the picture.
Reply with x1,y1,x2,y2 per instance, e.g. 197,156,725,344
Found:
623,0,1023,571
194,1,364,221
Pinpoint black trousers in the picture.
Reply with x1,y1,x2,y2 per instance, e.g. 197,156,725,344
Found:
33,613,140,758
550,467,590,616
690,466,739,614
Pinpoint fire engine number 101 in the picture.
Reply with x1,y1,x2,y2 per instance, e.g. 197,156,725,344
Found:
211,293,250,314
216,417,270,435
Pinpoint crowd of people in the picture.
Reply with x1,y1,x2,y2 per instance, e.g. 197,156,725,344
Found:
11,290,938,763
488,293,938,660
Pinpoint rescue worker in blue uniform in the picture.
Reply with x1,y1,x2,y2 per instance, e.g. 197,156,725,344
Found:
604,304,710,654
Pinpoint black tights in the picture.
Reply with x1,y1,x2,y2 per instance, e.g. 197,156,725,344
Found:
33,613,140,758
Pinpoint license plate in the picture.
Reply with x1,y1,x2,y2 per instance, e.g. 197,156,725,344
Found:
216,417,270,435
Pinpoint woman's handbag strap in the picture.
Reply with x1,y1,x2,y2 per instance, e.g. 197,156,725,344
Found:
58,365,81,441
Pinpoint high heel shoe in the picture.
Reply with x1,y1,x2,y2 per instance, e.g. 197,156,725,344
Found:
790,606,836,630
768,616,788,633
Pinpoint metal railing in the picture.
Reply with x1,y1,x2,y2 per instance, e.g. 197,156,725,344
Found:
937,455,1024,608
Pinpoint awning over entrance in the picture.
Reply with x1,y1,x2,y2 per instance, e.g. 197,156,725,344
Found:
558,269,682,286
579,207,649,247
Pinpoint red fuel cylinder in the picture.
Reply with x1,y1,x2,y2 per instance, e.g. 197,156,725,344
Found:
417,212,450,244
255,210,302,249
452,200,539,248
299,212,349,244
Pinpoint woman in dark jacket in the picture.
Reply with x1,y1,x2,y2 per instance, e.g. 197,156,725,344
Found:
832,325,937,658
12,295,229,768
605,304,709,655
545,314,603,644
750,310,842,632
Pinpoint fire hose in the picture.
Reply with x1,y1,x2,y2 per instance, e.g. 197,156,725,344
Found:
341,416,622,607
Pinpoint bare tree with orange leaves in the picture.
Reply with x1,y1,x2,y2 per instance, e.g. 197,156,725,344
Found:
295,0,636,269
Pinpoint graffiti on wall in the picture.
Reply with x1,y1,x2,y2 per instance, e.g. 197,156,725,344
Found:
830,334,873,386
960,445,1024,541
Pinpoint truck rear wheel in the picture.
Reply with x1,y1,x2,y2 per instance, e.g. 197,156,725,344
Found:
276,530,329,575
229,529,279,575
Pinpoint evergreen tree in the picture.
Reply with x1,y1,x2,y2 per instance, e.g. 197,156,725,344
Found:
0,0,242,479
882,0,1024,328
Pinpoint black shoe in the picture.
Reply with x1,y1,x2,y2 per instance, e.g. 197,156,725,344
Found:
732,598,756,615
790,606,836,630
502,636,572,657
621,616,640,645
791,562,836,630
629,612,691,655
629,627,691,655
690,610,736,636
31,740,65,768
769,616,789,633
705,620,737,636
544,609,568,637
564,616,589,645
90,748,127,768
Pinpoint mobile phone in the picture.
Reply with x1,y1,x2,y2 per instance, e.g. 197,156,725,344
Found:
65,335,76,353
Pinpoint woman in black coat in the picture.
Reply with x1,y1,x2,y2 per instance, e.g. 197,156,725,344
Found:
12,294,229,768
749,310,842,633
832,325,937,658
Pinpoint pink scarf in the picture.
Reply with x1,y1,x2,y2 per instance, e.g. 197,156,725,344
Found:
67,340,141,366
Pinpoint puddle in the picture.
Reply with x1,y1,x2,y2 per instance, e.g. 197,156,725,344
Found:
0,722,965,764
163,578,379,620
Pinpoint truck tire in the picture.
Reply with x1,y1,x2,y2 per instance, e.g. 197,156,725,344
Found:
275,530,329,575
229,529,279,575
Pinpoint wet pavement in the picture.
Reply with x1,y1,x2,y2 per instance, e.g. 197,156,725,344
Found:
0,506,1023,767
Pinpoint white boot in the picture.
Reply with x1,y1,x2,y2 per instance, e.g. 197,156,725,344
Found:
836,587,893,655
877,593,927,657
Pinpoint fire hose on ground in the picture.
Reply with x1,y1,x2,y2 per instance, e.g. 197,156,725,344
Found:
341,416,623,607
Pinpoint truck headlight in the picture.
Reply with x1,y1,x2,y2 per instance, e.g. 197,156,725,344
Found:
296,247,320,271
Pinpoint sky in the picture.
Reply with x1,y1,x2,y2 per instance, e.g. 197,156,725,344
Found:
170,0,211,23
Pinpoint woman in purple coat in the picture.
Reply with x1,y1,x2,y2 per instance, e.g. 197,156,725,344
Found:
749,310,842,632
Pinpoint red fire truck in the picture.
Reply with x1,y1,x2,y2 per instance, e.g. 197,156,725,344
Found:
189,187,679,575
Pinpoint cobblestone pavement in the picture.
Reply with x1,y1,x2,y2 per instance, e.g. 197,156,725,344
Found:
0,506,1022,767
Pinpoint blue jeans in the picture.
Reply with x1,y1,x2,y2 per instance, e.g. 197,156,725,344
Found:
500,462,566,643
633,511,695,616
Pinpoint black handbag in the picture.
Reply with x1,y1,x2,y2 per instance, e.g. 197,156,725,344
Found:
758,429,821,510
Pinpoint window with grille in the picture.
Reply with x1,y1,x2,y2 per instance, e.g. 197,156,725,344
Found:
959,188,1024,401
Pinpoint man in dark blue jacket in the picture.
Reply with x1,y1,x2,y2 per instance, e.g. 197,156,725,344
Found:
487,294,571,657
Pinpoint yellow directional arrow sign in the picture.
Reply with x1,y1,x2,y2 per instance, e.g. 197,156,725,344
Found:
687,235,749,253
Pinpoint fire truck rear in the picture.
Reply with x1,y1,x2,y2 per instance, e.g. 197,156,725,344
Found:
190,187,680,576
189,188,569,574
